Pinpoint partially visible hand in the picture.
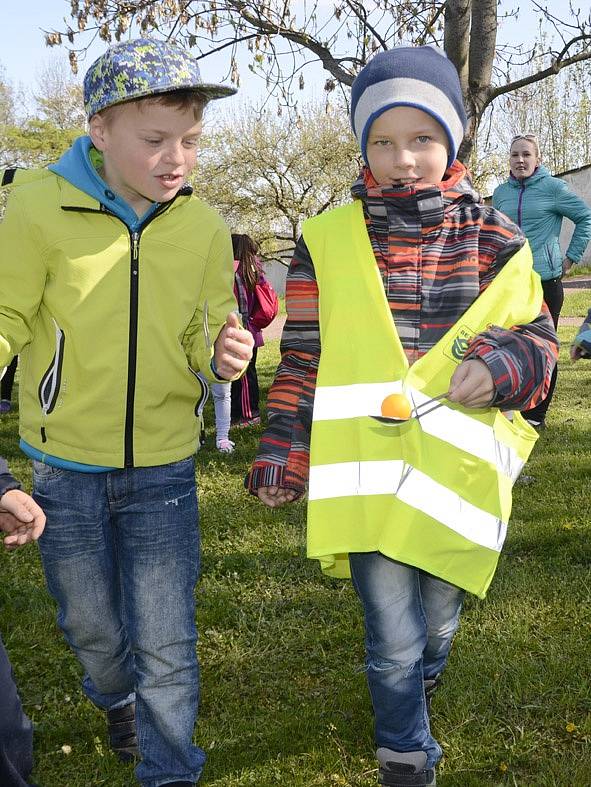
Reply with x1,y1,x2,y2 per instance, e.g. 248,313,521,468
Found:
213,312,254,380
447,358,496,409
257,485,300,508
562,257,574,276
570,343,586,362
0,489,46,550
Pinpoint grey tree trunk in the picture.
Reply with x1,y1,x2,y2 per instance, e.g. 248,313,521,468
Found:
444,0,498,161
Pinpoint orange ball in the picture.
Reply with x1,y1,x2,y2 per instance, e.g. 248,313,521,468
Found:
380,392,412,420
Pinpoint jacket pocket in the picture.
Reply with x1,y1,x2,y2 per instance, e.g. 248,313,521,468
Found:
32,459,64,480
191,369,209,418
545,241,562,277
38,319,65,416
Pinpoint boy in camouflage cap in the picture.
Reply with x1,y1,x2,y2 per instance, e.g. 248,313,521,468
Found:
0,37,251,787
83,37,236,117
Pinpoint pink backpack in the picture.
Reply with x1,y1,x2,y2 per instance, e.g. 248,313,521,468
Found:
249,277,279,330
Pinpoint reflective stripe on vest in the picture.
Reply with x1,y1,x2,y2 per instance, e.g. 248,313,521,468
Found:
302,199,543,598
308,460,507,552
311,382,526,481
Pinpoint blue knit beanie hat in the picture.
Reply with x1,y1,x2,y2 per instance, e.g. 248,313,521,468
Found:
350,46,467,168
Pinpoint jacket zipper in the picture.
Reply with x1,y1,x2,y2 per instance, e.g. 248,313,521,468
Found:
517,183,525,228
38,318,65,443
62,188,192,466
122,195,190,466
124,230,140,466
189,369,210,418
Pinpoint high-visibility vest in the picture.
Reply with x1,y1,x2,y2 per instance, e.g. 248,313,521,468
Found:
302,199,543,598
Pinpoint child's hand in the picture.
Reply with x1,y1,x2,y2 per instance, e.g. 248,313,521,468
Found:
570,343,589,362
0,489,46,550
447,358,495,408
213,312,254,380
257,486,299,508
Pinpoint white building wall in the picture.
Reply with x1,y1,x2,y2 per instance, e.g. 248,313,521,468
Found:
557,165,591,267
263,258,289,297
269,165,591,287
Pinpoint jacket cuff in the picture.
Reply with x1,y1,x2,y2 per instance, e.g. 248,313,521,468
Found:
246,463,306,497
209,357,244,384
464,347,509,405
209,358,228,382
0,473,21,499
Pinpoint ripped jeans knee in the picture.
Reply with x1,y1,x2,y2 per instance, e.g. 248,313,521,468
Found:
366,650,421,683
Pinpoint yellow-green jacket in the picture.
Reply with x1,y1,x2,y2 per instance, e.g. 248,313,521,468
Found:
0,165,236,467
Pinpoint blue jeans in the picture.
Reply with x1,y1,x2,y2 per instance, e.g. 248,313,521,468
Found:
0,634,34,787
349,552,465,769
33,457,204,787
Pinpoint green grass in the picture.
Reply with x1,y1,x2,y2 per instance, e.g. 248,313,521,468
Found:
566,264,591,278
561,288,590,319
1,329,590,786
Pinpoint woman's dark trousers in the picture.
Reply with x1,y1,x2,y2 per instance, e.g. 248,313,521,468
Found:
1,356,18,401
231,347,260,422
522,277,563,424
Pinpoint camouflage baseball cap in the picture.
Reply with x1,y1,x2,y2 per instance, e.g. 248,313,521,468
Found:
83,37,237,118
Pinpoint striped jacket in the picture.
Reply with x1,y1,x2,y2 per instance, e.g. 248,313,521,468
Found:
248,162,558,493
0,456,20,498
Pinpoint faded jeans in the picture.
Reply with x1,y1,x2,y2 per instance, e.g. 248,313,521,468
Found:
349,552,465,769
33,457,204,787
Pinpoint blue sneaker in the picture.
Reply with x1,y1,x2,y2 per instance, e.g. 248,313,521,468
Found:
0,400,11,414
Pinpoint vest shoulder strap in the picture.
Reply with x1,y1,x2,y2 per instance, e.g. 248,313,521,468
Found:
303,200,361,242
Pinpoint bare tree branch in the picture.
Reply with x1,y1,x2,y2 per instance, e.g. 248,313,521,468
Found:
47,1,591,163
486,38,591,109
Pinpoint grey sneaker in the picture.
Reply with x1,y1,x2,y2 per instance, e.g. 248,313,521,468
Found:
377,748,436,786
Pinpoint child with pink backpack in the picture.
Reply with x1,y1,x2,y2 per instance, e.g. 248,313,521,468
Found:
231,233,279,428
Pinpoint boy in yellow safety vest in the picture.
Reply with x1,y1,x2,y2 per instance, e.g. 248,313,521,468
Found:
248,46,558,786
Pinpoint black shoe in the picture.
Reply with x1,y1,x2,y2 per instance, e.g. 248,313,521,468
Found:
377,748,436,786
525,417,545,432
107,702,139,762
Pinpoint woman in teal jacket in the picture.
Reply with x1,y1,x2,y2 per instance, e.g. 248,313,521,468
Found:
493,133,591,427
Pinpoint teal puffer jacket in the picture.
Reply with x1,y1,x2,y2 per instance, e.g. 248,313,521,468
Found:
492,165,591,280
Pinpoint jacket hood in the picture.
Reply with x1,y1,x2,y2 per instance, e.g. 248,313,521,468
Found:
48,135,159,229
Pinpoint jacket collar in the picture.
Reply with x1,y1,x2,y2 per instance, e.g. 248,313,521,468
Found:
56,176,102,211
351,161,479,230
50,135,193,227
55,175,193,213
506,164,551,189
